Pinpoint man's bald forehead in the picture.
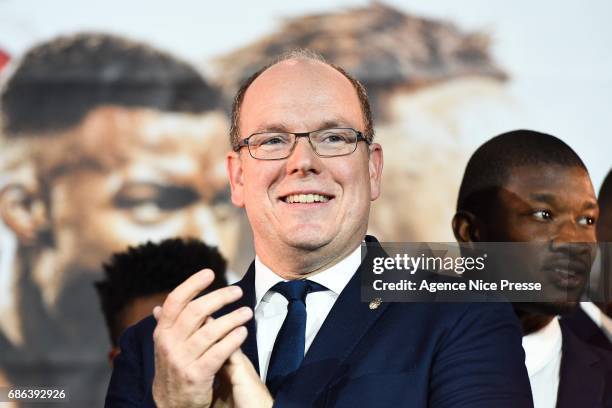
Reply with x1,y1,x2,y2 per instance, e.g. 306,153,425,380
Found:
254,57,351,85
243,58,360,108
229,52,375,149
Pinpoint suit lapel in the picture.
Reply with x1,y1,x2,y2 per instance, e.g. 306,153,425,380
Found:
215,264,260,374
275,238,390,404
563,307,612,352
238,264,260,374
556,321,604,408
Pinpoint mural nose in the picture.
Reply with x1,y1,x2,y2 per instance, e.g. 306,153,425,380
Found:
189,205,221,247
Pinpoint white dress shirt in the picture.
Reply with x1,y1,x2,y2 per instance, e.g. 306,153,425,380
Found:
522,317,563,408
253,245,361,381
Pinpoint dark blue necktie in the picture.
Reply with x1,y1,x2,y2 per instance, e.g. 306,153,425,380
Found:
265,279,327,395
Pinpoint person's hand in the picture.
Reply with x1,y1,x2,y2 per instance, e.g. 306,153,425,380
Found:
214,349,273,408
151,269,253,408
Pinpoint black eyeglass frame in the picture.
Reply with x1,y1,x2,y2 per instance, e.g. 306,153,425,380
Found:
235,127,371,160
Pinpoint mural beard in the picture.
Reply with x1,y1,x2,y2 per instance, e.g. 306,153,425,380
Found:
3,259,110,404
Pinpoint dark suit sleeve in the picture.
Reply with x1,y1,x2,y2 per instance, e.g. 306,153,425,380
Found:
429,302,533,408
105,316,156,407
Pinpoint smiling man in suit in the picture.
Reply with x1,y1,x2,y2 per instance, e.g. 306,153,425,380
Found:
106,50,532,407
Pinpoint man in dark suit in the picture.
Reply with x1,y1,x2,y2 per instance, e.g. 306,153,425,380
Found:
563,303,612,352
106,50,532,407
452,130,612,407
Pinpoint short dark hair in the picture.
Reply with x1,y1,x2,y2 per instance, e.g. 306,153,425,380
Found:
229,49,374,151
95,238,228,346
1,33,221,137
456,129,588,217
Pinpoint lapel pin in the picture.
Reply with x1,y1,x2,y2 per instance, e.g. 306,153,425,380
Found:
369,297,382,310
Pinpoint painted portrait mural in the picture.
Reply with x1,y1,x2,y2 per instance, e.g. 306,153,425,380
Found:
0,34,244,403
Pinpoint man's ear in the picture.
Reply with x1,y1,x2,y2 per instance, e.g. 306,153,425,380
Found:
452,210,484,244
0,184,48,244
226,151,245,208
368,143,384,201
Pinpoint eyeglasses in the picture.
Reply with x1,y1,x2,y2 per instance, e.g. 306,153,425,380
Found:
235,127,370,160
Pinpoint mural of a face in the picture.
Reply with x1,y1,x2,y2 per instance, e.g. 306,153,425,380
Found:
368,77,520,242
0,106,239,349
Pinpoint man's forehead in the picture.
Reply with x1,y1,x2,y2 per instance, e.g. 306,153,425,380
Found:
505,164,591,189
241,58,363,132
501,164,597,206
250,58,354,95
248,117,358,134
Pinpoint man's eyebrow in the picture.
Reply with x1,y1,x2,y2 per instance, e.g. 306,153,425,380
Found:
317,119,353,130
529,192,599,211
252,123,293,134
252,118,354,134
528,193,558,205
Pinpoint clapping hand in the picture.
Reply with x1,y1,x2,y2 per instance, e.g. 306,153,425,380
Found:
151,269,253,408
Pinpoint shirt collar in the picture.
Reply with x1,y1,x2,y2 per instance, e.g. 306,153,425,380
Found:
580,301,603,327
254,244,362,309
522,317,562,376
580,301,612,341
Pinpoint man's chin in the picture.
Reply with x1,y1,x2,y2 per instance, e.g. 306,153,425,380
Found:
515,301,579,316
281,228,335,252
285,236,330,252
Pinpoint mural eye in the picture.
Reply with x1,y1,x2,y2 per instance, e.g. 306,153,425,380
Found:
211,186,235,222
114,183,200,223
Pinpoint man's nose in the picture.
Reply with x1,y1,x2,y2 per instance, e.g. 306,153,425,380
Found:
286,136,321,175
552,219,595,247
549,239,594,270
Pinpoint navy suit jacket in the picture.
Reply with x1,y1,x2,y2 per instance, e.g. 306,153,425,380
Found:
106,238,533,407
556,320,612,408
562,306,612,352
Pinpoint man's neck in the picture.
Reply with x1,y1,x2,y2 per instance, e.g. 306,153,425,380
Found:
515,309,555,336
253,238,363,280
